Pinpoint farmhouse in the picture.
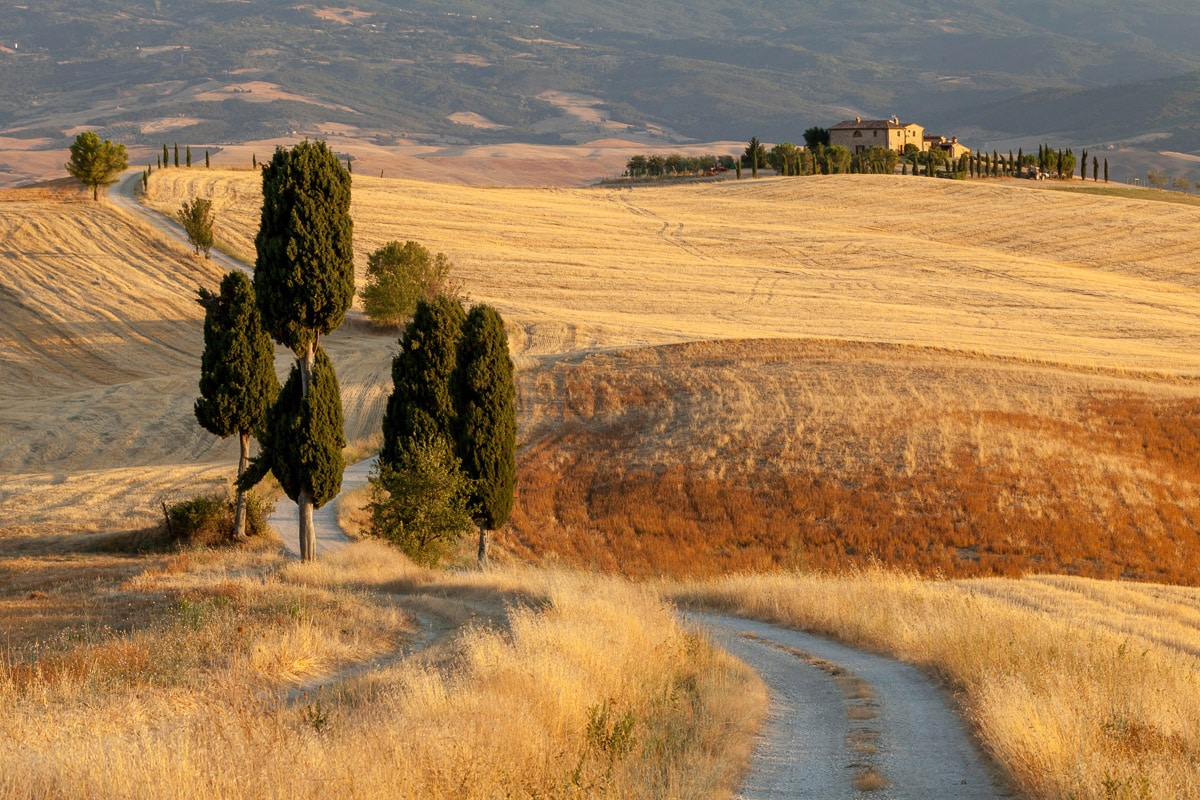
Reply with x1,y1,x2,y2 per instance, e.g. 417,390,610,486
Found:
830,117,971,158
830,117,925,154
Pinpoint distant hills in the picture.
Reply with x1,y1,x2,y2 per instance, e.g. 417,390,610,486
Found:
3,1,1200,153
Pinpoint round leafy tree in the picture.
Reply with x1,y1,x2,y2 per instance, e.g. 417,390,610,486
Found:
65,132,128,201
360,240,457,328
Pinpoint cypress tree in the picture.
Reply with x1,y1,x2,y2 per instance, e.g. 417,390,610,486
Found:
746,136,761,179
1093,156,1099,181
454,304,517,568
380,295,467,468
1104,159,1109,182
196,271,279,538
205,149,210,168
248,140,354,560
255,348,345,515
1080,149,1088,181
163,143,169,168
174,142,179,168
186,145,192,168
252,153,257,168
157,154,162,169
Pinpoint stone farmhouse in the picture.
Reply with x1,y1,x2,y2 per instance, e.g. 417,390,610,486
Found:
830,117,970,158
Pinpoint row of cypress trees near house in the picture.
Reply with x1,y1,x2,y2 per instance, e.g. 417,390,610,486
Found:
378,296,516,567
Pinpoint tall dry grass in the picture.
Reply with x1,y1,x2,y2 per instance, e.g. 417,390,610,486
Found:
1,541,764,799
677,570,1200,800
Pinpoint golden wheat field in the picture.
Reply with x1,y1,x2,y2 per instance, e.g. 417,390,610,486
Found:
145,169,1200,371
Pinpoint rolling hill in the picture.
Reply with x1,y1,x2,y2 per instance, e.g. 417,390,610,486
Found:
7,171,1200,582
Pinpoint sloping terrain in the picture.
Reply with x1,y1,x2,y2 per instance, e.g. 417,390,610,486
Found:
148,170,1200,373
0,186,396,533
10,172,1200,581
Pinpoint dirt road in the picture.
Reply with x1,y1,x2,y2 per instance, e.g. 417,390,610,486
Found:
693,614,1013,799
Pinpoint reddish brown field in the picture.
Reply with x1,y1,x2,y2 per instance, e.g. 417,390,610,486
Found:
503,339,1200,581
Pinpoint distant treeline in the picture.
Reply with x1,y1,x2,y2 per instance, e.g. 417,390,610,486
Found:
624,154,736,177
625,137,1112,182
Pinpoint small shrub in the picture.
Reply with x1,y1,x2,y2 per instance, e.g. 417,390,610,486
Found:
161,490,269,545
367,440,475,566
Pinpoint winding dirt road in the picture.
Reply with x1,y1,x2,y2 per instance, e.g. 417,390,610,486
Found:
695,614,1013,799
113,171,1016,799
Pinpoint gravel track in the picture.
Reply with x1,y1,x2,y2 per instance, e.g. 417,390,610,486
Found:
693,614,1014,799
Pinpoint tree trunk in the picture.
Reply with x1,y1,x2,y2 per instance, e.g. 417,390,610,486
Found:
298,487,316,562
233,432,250,539
92,183,98,202
477,524,489,570
297,341,317,561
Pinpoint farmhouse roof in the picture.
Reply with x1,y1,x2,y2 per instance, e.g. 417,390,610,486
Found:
830,116,915,130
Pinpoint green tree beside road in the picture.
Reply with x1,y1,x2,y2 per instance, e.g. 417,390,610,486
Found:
65,132,128,201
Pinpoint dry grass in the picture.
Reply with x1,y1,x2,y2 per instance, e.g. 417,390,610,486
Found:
1,541,764,799
0,188,398,533
677,569,1200,800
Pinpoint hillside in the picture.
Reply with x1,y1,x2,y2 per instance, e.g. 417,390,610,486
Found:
7,172,1200,582
5,1,1200,184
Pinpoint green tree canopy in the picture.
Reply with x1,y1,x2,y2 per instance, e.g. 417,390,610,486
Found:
178,197,216,258
248,139,354,561
380,295,467,468
367,440,475,567
744,136,766,178
65,132,128,201
803,126,830,149
253,140,355,357
454,304,516,567
195,271,280,537
359,240,458,328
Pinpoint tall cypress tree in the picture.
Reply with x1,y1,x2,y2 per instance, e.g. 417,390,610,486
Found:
174,142,179,168
248,140,354,560
256,348,345,517
454,304,516,568
1104,158,1109,182
163,143,169,168
195,271,279,538
205,149,210,168
186,145,192,168
380,295,467,468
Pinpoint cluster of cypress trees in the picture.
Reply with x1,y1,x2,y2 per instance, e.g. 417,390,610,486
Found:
378,296,516,567
196,138,514,565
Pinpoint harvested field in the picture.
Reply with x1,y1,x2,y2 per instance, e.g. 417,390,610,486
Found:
11,173,1200,580
146,170,1200,372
